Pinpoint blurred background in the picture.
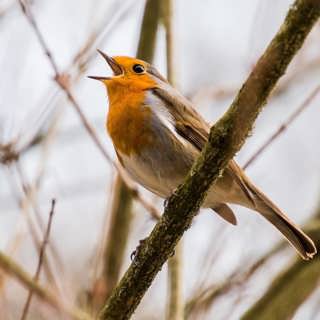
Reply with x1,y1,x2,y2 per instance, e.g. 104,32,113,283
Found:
0,0,320,319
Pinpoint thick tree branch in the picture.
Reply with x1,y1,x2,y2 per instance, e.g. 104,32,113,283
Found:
99,0,320,319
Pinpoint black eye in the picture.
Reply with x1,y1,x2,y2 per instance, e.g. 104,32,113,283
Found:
133,64,145,74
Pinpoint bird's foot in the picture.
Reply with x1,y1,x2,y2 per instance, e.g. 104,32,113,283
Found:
130,238,147,263
164,188,179,207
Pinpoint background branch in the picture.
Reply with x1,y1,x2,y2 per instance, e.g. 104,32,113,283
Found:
0,250,91,320
20,199,56,320
242,220,320,320
243,84,320,169
136,0,162,61
162,1,184,319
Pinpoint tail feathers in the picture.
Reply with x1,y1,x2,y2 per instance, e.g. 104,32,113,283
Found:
248,183,317,260
241,179,317,260
258,203,316,260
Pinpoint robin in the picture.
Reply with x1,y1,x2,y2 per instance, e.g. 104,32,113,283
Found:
89,50,316,260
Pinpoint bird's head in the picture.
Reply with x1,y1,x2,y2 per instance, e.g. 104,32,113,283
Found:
88,50,167,95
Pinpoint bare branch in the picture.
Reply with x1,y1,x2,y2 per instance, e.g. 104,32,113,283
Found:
0,250,92,320
242,220,320,320
136,0,162,61
244,84,320,169
162,1,184,319
185,242,284,317
20,199,56,320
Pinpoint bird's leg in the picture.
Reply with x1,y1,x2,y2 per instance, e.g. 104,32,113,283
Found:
164,188,179,207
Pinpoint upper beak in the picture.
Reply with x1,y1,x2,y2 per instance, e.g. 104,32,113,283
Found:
88,50,122,81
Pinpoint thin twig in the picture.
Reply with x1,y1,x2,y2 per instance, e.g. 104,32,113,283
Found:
136,0,162,61
185,215,320,317
0,250,92,320
243,84,320,169
15,162,66,296
91,176,133,310
162,0,184,319
12,164,58,289
242,221,320,320
185,242,284,317
18,0,161,220
17,0,136,156
20,199,56,320
166,243,183,320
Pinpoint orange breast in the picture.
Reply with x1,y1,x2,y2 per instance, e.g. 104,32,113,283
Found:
107,88,154,156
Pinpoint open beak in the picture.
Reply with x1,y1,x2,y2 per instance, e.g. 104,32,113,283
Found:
88,50,122,81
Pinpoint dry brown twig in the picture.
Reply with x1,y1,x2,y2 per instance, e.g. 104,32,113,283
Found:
189,55,320,104
14,162,67,297
161,0,184,319
244,84,320,169
20,199,56,320
18,0,160,220
17,0,136,157
242,221,320,320
0,250,92,320
185,242,285,318
9,164,59,290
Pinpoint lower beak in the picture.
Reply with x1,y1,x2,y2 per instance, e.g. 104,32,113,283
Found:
87,75,111,81
88,50,122,81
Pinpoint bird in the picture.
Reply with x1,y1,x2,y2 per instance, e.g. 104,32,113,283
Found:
89,50,317,260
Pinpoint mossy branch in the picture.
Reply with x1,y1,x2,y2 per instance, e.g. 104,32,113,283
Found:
241,220,320,320
99,1,320,319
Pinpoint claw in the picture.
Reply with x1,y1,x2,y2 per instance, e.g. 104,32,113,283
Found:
164,188,178,207
130,250,137,262
169,249,175,258
130,238,147,264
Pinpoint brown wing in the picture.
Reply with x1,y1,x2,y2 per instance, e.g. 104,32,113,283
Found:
153,85,255,207
152,86,210,151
